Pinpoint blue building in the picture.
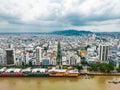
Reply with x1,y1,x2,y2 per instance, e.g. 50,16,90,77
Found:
42,58,50,65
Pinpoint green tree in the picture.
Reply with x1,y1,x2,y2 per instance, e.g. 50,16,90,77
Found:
117,65,120,72
89,63,98,71
63,65,69,69
99,63,114,73
81,59,87,66
75,64,83,71
88,63,114,72
57,59,60,65
81,57,86,60
85,45,91,50
44,47,48,52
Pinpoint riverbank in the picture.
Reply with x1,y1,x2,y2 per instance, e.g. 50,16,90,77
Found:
80,72,120,76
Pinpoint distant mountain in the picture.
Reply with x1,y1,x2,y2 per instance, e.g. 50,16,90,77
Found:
95,32,120,37
50,30,120,37
50,29,93,36
0,30,119,37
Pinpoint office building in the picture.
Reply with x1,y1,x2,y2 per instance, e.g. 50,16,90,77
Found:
6,49,15,65
70,56,76,66
36,47,42,65
99,44,109,62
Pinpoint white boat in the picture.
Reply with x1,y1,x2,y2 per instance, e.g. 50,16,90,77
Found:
0,67,6,73
108,78,120,84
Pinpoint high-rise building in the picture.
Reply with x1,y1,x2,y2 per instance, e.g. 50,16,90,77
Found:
70,56,76,66
8,44,13,49
6,49,15,65
36,47,42,65
99,44,109,62
24,52,29,64
91,33,96,41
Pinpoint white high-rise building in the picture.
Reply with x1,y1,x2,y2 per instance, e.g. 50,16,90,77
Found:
36,47,42,65
92,33,96,41
99,44,109,63
8,44,13,49
23,52,29,64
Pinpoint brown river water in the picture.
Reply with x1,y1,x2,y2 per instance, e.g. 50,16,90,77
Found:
0,76,120,90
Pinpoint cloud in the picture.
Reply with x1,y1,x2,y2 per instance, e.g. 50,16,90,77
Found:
0,0,120,32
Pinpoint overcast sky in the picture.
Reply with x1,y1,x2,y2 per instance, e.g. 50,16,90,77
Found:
0,0,120,32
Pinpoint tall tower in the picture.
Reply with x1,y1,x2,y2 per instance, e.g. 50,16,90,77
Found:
36,47,42,65
99,44,109,63
99,35,103,44
8,44,13,49
70,56,76,66
92,33,96,41
6,49,15,65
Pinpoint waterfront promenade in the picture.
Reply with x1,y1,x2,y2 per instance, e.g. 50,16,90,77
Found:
80,72,120,76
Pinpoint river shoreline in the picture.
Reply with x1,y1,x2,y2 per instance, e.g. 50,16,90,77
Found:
80,72,120,76
0,74,120,77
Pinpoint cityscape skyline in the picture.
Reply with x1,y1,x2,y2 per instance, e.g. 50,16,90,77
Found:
0,0,120,32
0,0,120,90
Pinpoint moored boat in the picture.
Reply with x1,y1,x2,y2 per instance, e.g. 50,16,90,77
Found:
0,68,23,77
65,69,79,77
49,69,66,77
0,67,79,77
27,73,49,77
49,69,79,77
26,68,49,77
0,72,23,77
